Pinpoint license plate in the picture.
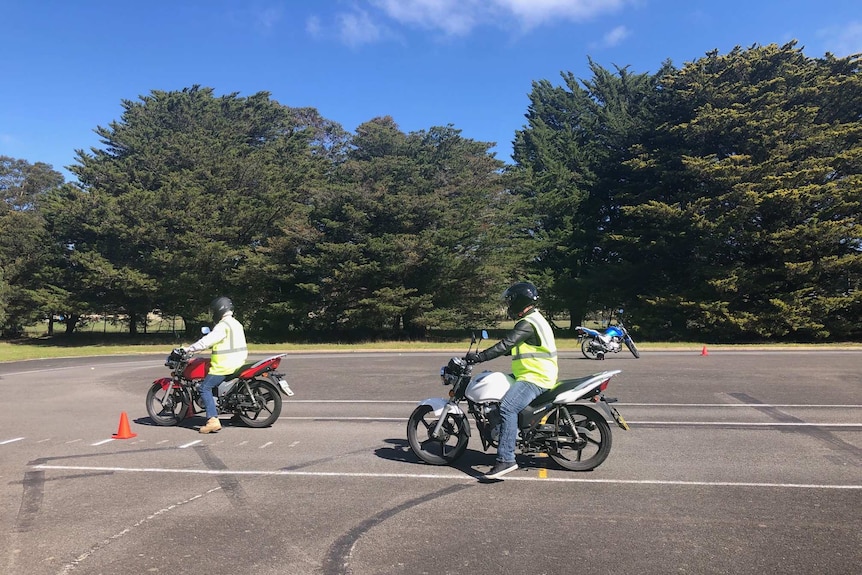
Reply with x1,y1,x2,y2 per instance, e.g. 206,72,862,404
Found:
278,379,295,396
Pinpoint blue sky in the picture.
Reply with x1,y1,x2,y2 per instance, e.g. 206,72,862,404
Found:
3,0,861,181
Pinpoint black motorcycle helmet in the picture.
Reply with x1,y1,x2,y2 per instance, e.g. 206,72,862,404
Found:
502,281,539,320
210,296,234,323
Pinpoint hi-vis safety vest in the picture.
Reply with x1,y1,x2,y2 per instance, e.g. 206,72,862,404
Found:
511,311,558,389
209,316,248,376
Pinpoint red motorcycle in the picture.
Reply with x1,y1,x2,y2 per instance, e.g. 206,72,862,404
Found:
146,349,294,427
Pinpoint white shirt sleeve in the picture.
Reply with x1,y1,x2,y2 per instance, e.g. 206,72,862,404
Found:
185,321,229,353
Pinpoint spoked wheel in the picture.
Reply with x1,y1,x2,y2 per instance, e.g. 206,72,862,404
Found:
146,383,189,426
625,337,640,358
407,404,469,465
546,405,612,471
235,380,282,428
581,338,602,360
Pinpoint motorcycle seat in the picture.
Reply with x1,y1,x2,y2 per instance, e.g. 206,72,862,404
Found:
530,374,613,407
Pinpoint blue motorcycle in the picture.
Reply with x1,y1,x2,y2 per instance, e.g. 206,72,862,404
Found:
576,310,640,360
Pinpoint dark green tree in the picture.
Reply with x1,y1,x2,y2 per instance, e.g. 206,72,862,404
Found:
511,60,670,328
284,117,516,338
44,86,334,334
0,157,65,335
619,43,861,340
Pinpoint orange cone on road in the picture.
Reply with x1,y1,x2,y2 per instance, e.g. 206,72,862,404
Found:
701,346,709,356
112,411,137,439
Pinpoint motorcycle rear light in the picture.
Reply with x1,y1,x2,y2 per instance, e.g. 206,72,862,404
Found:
599,379,610,391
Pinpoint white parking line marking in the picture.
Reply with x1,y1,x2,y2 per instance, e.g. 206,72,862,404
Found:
259,442,273,449
179,440,202,449
278,417,862,427
91,439,114,446
289,441,300,448
0,437,25,445
30,464,862,490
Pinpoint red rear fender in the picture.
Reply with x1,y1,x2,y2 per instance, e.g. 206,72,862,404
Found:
238,353,287,379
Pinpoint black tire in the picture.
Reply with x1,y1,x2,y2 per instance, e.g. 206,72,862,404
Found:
146,382,189,426
546,405,612,471
625,337,640,358
407,404,469,465
581,338,601,360
235,380,282,428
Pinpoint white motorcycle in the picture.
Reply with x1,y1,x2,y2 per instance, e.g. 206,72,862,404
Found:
407,331,629,472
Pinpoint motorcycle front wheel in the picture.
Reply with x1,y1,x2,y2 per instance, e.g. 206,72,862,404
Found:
146,383,189,426
624,337,640,358
581,338,602,360
234,380,282,427
407,405,469,465
546,405,612,471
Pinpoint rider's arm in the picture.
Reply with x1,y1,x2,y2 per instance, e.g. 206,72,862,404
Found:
184,321,228,354
474,320,535,362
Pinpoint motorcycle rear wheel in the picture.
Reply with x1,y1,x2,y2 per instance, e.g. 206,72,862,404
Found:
581,339,602,360
546,405,612,471
407,405,469,465
234,380,282,428
625,337,640,358
146,383,189,426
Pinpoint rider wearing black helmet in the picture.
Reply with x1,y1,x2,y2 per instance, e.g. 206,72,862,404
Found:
465,281,558,480
182,296,248,433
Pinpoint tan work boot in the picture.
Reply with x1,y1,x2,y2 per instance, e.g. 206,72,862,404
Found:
199,417,222,434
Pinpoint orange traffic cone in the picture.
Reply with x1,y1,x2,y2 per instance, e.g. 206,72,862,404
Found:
700,346,709,356
112,411,137,439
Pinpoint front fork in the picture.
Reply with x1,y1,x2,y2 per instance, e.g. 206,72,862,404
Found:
430,402,457,440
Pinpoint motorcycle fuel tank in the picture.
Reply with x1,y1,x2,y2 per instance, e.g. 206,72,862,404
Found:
465,371,514,403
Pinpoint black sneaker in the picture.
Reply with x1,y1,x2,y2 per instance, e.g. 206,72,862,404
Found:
484,461,518,480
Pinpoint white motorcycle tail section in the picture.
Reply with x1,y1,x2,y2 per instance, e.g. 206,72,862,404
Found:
465,371,514,403
553,370,621,404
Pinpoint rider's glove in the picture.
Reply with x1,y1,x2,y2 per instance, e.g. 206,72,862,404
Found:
465,352,483,365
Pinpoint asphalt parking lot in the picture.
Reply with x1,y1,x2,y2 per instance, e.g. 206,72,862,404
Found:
1,349,860,575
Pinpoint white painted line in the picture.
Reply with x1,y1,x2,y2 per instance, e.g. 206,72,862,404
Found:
64,439,82,444
37,438,52,443
287,400,862,408
30,464,862,490
179,440,202,449
91,439,114,446
0,437,25,445
289,441,300,448
277,417,862,427
259,441,273,449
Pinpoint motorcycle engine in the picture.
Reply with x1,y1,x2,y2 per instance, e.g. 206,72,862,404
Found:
480,403,501,443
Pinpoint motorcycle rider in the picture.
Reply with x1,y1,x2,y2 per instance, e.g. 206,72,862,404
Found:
181,296,248,433
465,281,558,480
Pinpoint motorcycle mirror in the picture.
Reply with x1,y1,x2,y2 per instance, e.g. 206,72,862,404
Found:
480,329,489,340
201,326,211,335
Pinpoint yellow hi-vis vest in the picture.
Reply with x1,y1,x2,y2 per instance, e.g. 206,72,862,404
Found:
511,311,558,389
209,316,248,376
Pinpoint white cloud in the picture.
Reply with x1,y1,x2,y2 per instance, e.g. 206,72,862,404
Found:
370,0,630,36
312,0,631,47
820,21,862,57
496,0,629,29
337,9,384,48
601,24,630,47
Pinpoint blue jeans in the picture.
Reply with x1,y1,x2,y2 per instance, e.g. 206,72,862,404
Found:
497,379,544,463
199,373,227,418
